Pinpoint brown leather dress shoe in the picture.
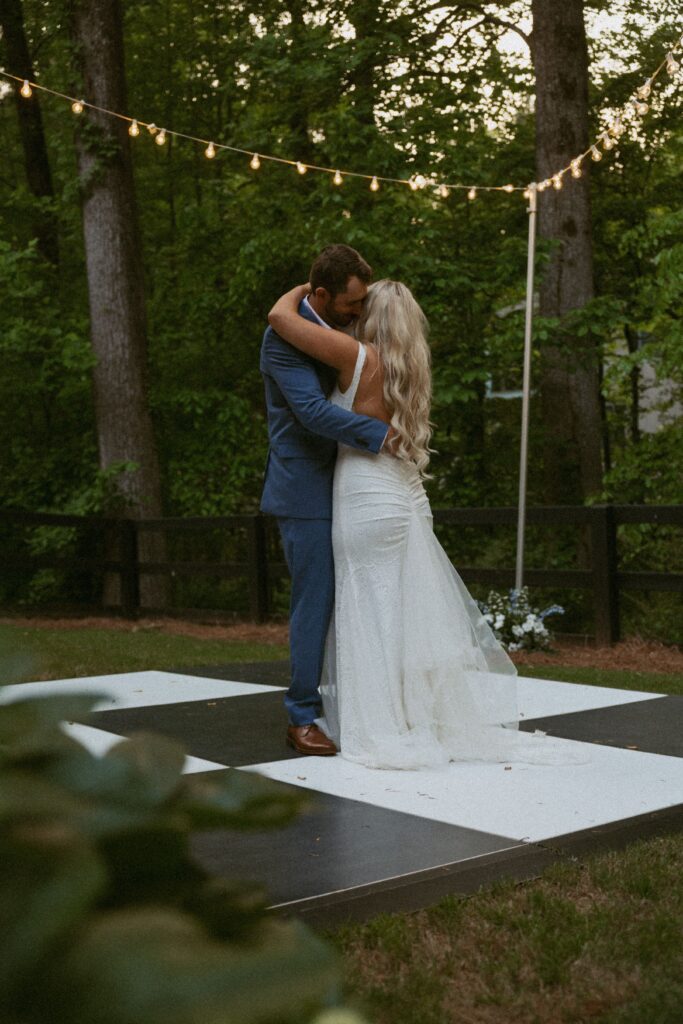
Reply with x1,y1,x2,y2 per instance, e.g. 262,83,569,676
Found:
286,723,338,756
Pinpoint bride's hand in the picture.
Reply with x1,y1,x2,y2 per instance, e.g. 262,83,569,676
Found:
269,282,311,321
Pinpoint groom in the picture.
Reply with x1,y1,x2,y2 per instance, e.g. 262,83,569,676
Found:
260,244,392,756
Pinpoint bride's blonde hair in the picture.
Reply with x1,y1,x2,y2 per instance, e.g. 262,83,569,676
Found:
357,279,434,475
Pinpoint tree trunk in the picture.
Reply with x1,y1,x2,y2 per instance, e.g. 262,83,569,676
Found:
70,0,168,611
0,0,59,265
531,0,604,505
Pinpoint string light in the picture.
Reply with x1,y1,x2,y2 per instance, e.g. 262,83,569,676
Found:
1,36,679,202
523,187,532,200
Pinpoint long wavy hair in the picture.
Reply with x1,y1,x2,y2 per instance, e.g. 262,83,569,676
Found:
357,279,434,475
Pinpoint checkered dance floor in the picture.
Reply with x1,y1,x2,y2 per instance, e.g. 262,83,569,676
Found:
3,662,682,926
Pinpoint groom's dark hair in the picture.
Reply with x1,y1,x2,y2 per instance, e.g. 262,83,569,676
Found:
310,244,373,298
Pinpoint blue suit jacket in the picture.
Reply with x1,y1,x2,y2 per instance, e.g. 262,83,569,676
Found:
259,300,388,519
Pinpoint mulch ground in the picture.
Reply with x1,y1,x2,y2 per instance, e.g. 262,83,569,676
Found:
2,614,682,675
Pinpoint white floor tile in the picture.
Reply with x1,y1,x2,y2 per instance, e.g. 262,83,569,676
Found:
0,670,284,710
241,741,683,843
514,673,666,721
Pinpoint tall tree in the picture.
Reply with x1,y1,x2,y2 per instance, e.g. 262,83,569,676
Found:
531,0,604,502
0,0,59,264
70,0,167,608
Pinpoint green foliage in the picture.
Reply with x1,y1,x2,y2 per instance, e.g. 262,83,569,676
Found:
0,688,364,1023
0,1,681,636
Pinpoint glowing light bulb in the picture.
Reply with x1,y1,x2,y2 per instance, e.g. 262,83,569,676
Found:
414,174,427,189
438,184,449,198
128,119,140,137
155,129,167,146
571,159,583,178
408,176,419,191
503,183,514,193
147,123,158,135
296,161,307,174
590,145,602,162
637,80,651,99
467,187,477,201
666,53,680,75
333,169,343,185
601,133,615,151
205,142,216,159
635,101,649,115
20,80,32,98
250,153,261,170
523,188,532,200
537,181,547,192
370,176,379,192
71,99,84,114
552,174,563,190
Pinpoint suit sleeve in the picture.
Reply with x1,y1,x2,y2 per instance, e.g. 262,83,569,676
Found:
263,331,389,454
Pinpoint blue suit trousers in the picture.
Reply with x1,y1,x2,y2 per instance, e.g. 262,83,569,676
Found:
277,516,334,726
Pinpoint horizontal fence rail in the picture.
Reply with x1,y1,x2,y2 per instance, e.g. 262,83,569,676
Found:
1,505,681,644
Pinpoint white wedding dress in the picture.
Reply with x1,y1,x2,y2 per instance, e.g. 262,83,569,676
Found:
314,342,591,770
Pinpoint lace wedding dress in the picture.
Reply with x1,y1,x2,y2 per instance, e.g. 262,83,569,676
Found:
314,342,591,770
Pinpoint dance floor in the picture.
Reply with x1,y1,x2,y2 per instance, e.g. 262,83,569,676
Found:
3,662,682,926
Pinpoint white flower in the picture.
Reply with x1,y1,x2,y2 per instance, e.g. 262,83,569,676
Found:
484,613,494,623
522,620,534,632
494,614,505,629
512,624,524,637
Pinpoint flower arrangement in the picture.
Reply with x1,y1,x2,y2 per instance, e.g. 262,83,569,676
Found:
478,586,565,652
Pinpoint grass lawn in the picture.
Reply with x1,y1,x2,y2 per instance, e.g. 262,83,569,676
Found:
0,621,288,684
2,619,681,1022
518,663,683,697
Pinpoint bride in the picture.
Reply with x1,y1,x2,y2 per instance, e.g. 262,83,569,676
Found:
268,280,590,771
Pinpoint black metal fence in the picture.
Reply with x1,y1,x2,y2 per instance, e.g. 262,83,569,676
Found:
1,505,681,645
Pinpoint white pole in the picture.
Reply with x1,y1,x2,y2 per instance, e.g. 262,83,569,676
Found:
515,183,538,592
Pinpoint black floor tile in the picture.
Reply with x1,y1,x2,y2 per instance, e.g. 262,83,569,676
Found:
519,695,683,758
188,769,533,924
87,690,295,766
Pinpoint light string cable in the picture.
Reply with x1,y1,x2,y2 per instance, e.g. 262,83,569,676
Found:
1,32,681,200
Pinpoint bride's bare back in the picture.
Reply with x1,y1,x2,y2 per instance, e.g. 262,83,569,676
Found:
336,343,391,424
